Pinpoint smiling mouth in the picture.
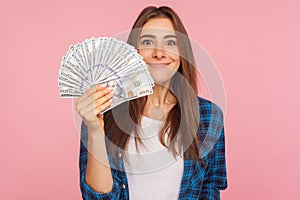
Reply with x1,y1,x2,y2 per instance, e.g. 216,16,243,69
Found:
148,63,170,68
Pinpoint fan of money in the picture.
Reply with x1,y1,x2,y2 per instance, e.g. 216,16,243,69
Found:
58,37,154,113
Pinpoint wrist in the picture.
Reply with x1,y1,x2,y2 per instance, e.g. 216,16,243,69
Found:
87,125,105,136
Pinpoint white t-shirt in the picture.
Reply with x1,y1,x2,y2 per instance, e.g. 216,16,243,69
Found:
124,116,184,200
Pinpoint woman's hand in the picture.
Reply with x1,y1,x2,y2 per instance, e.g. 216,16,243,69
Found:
75,84,113,133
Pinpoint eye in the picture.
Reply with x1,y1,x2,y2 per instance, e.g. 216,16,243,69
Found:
141,39,153,45
165,40,177,46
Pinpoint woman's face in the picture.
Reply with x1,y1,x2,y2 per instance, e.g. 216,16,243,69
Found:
137,17,180,85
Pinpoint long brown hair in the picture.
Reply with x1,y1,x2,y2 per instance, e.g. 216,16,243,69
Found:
104,6,204,165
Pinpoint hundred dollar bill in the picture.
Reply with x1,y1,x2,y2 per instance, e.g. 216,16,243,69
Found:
99,70,154,114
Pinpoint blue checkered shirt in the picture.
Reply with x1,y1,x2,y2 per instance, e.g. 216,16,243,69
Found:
79,97,227,199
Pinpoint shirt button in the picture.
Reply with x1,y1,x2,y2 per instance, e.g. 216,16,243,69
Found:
122,184,126,189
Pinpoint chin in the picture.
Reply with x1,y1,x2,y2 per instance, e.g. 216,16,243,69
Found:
151,75,174,87
149,68,177,86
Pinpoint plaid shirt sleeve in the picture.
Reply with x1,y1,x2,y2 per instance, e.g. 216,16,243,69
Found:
199,98,228,200
79,122,123,200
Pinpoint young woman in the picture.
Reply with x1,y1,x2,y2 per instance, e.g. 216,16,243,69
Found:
76,6,227,200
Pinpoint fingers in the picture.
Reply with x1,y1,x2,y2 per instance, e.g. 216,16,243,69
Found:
94,97,113,115
76,85,97,105
75,83,114,120
80,90,113,116
76,84,111,110
94,90,113,108
76,84,106,105
77,93,112,121
77,89,112,112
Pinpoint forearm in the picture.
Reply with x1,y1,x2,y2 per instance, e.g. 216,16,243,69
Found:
85,129,113,194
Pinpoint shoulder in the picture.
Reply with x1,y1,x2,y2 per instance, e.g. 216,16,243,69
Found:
197,96,224,126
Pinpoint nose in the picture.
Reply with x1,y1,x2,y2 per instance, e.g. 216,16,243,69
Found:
152,46,166,59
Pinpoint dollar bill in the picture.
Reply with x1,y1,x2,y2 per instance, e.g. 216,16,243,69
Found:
99,70,154,114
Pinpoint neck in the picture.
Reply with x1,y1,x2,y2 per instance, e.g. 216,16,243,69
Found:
143,84,177,120
147,84,175,106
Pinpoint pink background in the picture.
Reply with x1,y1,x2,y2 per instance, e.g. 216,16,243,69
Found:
1,0,300,199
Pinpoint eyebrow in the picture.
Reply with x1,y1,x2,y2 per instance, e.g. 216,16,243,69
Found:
139,34,177,39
